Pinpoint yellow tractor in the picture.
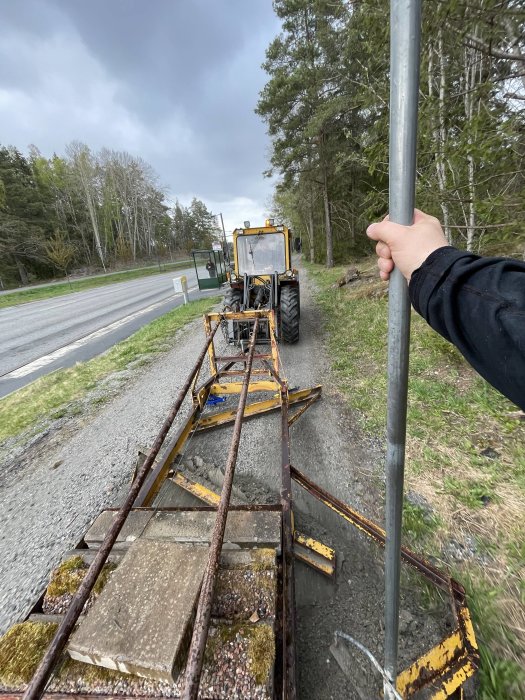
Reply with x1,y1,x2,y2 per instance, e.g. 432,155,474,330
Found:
223,219,300,343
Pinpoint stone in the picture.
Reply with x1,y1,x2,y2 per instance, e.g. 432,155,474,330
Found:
193,455,205,468
141,510,280,547
68,539,209,681
398,609,415,634
480,447,500,460
84,510,154,549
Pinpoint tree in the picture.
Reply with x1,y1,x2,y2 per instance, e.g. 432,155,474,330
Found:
0,146,49,284
259,0,525,264
45,229,76,286
66,142,106,270
257,0,351,267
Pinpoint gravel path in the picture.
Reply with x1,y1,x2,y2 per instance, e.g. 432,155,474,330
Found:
0,266,451,698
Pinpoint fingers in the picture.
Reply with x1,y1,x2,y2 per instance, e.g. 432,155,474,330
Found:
376,240,391,259
378,256,394,279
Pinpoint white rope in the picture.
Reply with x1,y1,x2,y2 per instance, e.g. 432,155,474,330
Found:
334,631,404,700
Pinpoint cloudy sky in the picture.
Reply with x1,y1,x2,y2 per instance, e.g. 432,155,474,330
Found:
0,0,281,231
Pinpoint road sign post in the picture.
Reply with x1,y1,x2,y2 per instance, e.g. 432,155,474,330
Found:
173,275,188,304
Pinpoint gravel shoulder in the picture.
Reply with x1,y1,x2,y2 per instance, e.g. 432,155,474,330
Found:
0,266,452,698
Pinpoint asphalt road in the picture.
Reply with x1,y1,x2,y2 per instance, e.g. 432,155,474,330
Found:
0,264,220,398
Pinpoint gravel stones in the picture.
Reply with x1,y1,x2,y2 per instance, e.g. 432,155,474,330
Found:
213,567,276,622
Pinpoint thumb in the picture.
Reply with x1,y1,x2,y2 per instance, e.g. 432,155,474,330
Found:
366,219,409,246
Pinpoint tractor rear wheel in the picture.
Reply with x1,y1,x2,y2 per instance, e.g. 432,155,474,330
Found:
280,285,300,344
223,287,243,311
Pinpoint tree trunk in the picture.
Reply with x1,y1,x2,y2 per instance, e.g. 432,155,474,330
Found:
464,45,477,252
437,30,452,243
306,203,315,263
85,192,106,270
322,168,333,268
14,255,29,285
428,34,452,244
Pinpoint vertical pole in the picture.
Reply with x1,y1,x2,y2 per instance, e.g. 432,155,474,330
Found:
219,213,229,265
384,1,421,697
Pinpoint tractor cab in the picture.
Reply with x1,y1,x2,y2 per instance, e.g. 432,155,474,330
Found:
233,221,289,278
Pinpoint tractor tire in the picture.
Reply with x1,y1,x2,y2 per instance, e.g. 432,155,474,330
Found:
223,287,243,312
280,285,300,344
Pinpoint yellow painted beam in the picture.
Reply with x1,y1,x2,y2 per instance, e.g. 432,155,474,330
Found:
294,531,336,577
209,380,279,395
173,471,220,506
197,386,322,431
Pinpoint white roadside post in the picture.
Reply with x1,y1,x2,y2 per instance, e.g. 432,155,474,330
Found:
173,275,189,304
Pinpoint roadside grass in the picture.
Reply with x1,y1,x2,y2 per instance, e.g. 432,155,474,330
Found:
0,260,191,309
305,259,525,698
0,296,220,443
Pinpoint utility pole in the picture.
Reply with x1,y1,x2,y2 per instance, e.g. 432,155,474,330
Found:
218,213,230,265
384,1,422,698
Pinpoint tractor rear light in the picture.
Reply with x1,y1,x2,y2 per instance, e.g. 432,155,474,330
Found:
276,224,284,232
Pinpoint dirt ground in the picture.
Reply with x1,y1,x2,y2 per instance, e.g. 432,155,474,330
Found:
0,268,453,698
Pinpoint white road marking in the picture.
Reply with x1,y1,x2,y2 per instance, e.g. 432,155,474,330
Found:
1,290,198,380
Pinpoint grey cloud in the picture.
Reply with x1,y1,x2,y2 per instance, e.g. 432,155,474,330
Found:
0,0,279,222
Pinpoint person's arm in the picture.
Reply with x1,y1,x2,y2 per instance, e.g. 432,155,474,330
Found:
366,211,525,410
409,247,525,410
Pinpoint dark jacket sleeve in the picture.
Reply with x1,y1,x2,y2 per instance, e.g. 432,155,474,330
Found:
408,246,525,411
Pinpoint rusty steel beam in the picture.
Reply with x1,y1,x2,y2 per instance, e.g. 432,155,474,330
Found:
287,393,321,427
214,353,272,362
104,504,281,513
22,321,221,700
133,405,201,507
290,464,463,595
181,317,260,700
281,387,297,699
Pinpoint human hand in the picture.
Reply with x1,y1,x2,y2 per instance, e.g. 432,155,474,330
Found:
366,209,448,281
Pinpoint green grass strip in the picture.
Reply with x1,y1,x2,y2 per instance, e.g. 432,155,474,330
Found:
0,260,192,309
0,296,220,442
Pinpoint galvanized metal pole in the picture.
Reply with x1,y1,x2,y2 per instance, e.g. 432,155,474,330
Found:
384,0,422,697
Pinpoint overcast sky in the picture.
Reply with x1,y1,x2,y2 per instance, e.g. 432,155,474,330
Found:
0,0,281,232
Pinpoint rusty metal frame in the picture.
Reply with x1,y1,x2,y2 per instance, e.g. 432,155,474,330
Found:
171,469,335,577
16,307,476,700
21,320,223,700
290,465,479,698
18,307,310,700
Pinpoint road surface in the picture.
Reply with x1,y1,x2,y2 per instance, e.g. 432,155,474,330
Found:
0,264,221,398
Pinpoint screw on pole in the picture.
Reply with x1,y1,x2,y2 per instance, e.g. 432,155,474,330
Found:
384,1,422,698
